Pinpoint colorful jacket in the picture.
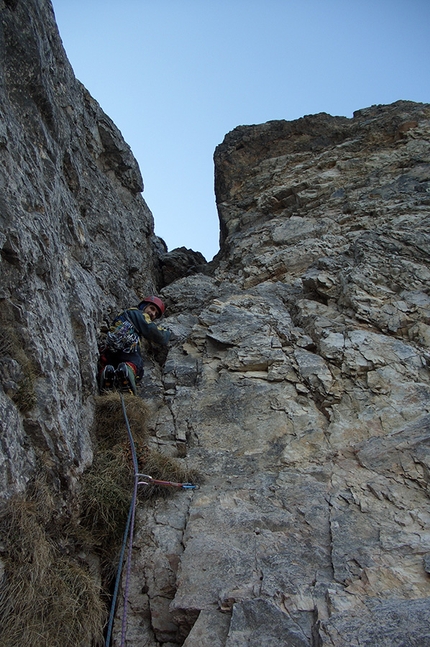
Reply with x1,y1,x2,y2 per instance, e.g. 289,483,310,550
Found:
106,307,170,353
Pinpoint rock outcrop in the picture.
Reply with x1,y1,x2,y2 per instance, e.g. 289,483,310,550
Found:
159,246,208,287
1,2,430,646
0,0,165,497
124,101,430,647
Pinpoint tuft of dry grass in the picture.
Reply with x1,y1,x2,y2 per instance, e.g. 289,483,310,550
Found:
79,446,133,552
79,393,201,553
0,478,106,647
79,392,149,565
93,392,149,447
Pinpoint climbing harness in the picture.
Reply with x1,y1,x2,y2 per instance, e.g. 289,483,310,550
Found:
105,393,198,647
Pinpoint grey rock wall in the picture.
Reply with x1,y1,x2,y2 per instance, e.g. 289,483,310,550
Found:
0,0,164,498
118,102,430,646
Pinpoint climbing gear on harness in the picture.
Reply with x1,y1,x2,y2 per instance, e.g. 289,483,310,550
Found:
99,364,115,392
138,295,165,317
106,317,139,354
116,362,137,395
138,474,198,489
105,393,198,647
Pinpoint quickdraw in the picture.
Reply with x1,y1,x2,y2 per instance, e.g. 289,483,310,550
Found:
137,474,198,489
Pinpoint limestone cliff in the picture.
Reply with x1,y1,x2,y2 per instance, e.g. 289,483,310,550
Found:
0,0,165,496
130,101,430,647
1,1,430,647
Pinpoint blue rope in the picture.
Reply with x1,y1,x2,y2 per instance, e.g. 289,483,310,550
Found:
121,392,139,475
105,496,133,646
120,472,139,645
104,392,197,645
105,393,139,647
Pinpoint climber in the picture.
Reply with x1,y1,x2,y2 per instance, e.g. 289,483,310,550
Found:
98,295,170,394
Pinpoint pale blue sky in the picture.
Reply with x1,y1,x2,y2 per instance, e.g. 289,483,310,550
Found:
51,0,430,260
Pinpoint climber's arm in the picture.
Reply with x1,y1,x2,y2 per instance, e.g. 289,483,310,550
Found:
125,309,171,346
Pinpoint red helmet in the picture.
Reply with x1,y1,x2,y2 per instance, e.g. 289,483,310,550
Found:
139,295,165,317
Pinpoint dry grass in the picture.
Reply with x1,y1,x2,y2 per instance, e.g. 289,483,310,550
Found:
79,446,133,553
0,393,201,647
79,393,201,551
79,392,148,565
93,392,149,447
0,478,106,647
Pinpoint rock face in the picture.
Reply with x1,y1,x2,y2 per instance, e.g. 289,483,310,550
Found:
1,2,430,647
0,0,164,496
124,102,430,646
159,246,208,287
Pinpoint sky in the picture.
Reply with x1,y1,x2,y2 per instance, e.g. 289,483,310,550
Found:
51,0,430,261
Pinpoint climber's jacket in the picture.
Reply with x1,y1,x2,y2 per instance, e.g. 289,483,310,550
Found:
105,307,170,354
123,308,170,345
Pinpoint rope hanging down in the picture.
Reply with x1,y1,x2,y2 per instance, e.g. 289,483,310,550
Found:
105,393,197,647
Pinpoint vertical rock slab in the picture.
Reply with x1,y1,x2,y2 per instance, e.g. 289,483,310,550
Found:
0,0,163,497
122,103,430,646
